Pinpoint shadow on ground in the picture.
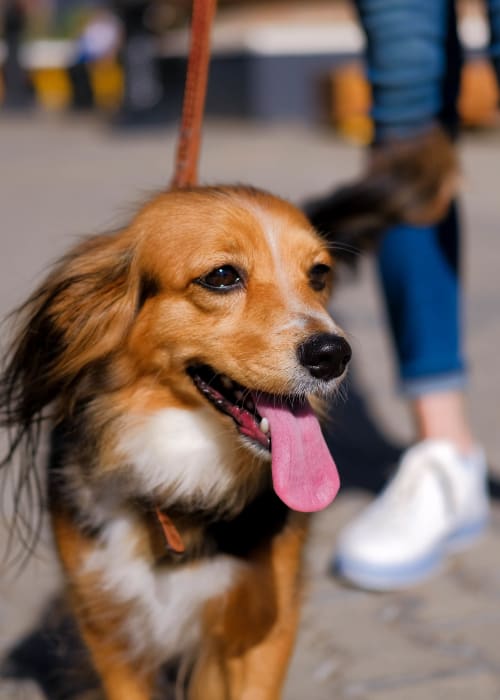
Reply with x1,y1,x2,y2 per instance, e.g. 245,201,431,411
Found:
1,597,179,700
1,599,99,700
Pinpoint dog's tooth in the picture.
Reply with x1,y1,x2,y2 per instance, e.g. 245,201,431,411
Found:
235,390,244,401
260,417,270,434
220,375,233,390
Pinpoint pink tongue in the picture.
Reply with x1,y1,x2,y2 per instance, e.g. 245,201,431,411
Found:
255,397,340,512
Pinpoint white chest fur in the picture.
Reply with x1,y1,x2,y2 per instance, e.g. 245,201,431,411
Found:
82,513,242,663
117,407,244,509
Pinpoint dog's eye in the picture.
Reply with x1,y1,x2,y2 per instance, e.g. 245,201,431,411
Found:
308,263,331,291
196,265,243,291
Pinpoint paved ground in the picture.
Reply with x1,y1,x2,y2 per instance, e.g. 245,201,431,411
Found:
0,114,499,699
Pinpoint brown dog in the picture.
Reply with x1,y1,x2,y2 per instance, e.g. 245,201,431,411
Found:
1,186,352,699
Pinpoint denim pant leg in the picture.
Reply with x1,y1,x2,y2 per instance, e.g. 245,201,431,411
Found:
355,0,466,395
377,206,466,396
488,0,500,82
354,0,453,141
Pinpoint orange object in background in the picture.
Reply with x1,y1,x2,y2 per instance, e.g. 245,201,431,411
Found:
25,60,123,112
331,58,500,142
88,59,124,110
30,68,72,110
330,62,373,144
458,58,500,127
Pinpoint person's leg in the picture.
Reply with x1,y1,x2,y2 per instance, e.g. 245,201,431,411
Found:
371,0,476,455
377,204,474,455
353,0,473,453
336,207,488,591
487,0,500,83
377,209,462,388
412,392,473,452
355,0,452,142
333,0,489,590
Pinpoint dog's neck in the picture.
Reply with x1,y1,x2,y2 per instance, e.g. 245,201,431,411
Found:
49,418,287,566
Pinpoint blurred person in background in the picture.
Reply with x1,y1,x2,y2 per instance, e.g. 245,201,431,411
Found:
109,0,189,125
69,6,121,110
311,0,500,591
112,0,162,122
110,0,187,124
2,0,35,108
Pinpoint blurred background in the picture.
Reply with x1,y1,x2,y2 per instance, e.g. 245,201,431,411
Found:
1,0,499,132
1,1,500,699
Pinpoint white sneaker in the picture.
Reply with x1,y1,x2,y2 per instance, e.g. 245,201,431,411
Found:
334,440,489,590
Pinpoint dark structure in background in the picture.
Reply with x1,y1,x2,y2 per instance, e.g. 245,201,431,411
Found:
2,0,34,109
112,0,165,125
68,59,94,111
157,52,353,123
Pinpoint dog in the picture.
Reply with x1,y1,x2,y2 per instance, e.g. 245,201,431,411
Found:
1,185,352,699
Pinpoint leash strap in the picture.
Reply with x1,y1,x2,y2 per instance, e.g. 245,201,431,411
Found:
171,0,217,189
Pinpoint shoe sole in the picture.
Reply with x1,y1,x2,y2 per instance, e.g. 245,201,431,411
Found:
334,517,488,592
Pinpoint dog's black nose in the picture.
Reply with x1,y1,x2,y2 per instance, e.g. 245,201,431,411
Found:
297,333,352,381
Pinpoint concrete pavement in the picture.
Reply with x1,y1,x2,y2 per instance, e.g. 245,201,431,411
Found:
0,114,499,699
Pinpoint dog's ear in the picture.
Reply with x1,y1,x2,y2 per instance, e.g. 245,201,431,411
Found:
305,127,459,267
0,231,143,561
1,231,140,429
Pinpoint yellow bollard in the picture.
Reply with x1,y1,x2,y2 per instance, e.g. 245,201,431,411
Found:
458,59,500,128
88,59,124,110
330,63,373,145
30,67,72,110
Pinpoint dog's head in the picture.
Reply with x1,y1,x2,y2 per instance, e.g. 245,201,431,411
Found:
2,186,350,519
129,187,350,404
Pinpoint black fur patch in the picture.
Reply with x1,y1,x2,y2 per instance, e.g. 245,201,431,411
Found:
137,273,160,310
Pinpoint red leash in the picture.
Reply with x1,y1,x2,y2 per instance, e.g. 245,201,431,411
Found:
158,1,217,554
171,0,217,189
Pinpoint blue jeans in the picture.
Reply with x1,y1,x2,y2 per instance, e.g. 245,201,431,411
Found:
489,0,500,81
354,0,500,395
377,206,463,396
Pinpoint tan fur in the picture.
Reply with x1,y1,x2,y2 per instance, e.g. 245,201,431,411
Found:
52,509,155,700
190,514,309,700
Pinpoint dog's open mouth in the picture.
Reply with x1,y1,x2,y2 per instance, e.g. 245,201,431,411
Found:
187,364,341,513
187,365,271,451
